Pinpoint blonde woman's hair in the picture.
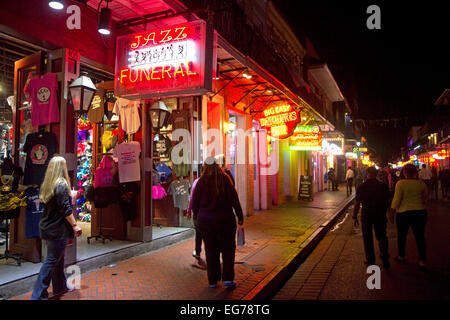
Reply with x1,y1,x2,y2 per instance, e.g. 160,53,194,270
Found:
40,156,71,204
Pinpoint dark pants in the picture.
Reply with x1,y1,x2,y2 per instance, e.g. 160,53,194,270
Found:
347,178,353,194
194,224,203,255
430,180,438,200
332,179,338,191
361,213,389,264
442,183,449,199
31,239,68,300
396,210,427,261
198,219,236,285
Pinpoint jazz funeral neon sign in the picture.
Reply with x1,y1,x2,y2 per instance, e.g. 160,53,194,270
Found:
115,20,212,99
259,104,299,139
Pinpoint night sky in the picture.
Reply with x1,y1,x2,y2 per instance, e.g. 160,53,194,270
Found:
274,0,450,164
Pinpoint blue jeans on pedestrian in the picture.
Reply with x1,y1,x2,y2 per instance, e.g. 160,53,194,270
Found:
31,239,68,300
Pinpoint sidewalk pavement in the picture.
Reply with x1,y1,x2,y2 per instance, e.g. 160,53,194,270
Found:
13,187,354,300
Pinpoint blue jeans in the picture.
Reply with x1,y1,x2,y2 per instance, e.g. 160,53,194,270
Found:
31,239,68,300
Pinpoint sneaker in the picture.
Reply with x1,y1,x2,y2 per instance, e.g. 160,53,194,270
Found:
209,283,217,288
223,281,237,288
192,251,200,259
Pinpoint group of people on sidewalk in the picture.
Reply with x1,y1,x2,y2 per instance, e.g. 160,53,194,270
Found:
30,155,244,299
352,164,430,271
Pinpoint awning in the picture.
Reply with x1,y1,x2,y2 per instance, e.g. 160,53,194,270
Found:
216,35,331,126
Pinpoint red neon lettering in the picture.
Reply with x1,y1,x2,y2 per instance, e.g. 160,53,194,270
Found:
151,66,161,80
141,68,151,82
162,65,172,79
130,36,142,49
160,29,172,43
174,63,185,78
120,68,129,84
142,32,156,47
186,62,198,76
129,69,139,83
174,27,187,41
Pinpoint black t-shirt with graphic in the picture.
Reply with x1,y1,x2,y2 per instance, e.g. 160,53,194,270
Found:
23,132,57,186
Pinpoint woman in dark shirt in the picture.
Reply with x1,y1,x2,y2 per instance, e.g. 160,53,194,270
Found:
191,157,243,288
31,156,82,300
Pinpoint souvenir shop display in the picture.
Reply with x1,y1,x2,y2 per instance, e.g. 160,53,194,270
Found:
22,131,57,186
24,72,60,127
87,87,106,124
168,177,191,211
76,115,94,222
0,161,27,265
113,141,141,183
113,98,141,134
89,156,119,244
24,186,43,239
0,124,12,158
118,182,139,221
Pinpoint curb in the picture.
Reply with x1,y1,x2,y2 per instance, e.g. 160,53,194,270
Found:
1,228,194,300
243,194,355,300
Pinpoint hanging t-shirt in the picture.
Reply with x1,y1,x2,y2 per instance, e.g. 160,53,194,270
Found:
169,110,190,131
87,87,106,124
24,73,60,127
156,162,172,183
23,132,57,186
168,179,191,211
113,141,141,183
113,98,141,134
24,186,43,238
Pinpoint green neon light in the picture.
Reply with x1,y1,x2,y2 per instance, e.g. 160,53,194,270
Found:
289,146,322,151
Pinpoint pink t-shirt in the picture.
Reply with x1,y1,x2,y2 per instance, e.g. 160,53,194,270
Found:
25,73,60,127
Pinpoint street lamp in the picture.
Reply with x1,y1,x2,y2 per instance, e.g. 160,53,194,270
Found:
69,72,97,114
149,100,170,132
49,0,64,10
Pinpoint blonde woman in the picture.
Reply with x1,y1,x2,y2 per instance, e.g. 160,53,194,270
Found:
31,156,82,300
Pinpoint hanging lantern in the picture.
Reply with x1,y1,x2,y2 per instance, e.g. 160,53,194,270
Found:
69,71,97,114
149,100,170,131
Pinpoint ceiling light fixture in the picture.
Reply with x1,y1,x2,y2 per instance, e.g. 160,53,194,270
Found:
98,0,112,35
242,70,253,79
49,0,64,10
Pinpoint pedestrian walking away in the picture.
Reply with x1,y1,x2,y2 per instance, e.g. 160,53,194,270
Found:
346,167,355,195
418,164,432,199
430,166,439,200
191,157,244,289
353,166,391,269
439,166,450,200
187,174,203,260
327,168,335,191
31,156,82,300
390,163,428,271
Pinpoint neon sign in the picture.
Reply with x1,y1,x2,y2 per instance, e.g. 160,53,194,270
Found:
289,125,322,150
258,104,299,139
115,20,214,99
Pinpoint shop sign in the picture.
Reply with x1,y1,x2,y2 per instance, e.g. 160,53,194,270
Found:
433,149,449,160
321,137,344,155
289,125,322,151
257,104,300,139
115,20,215,99
353,147,368,153
345,152,358,159
298,175,313,201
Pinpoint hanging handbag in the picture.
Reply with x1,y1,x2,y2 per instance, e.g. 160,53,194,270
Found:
237,227,245,246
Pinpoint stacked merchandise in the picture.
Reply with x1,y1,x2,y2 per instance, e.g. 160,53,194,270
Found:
76,114,93,222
